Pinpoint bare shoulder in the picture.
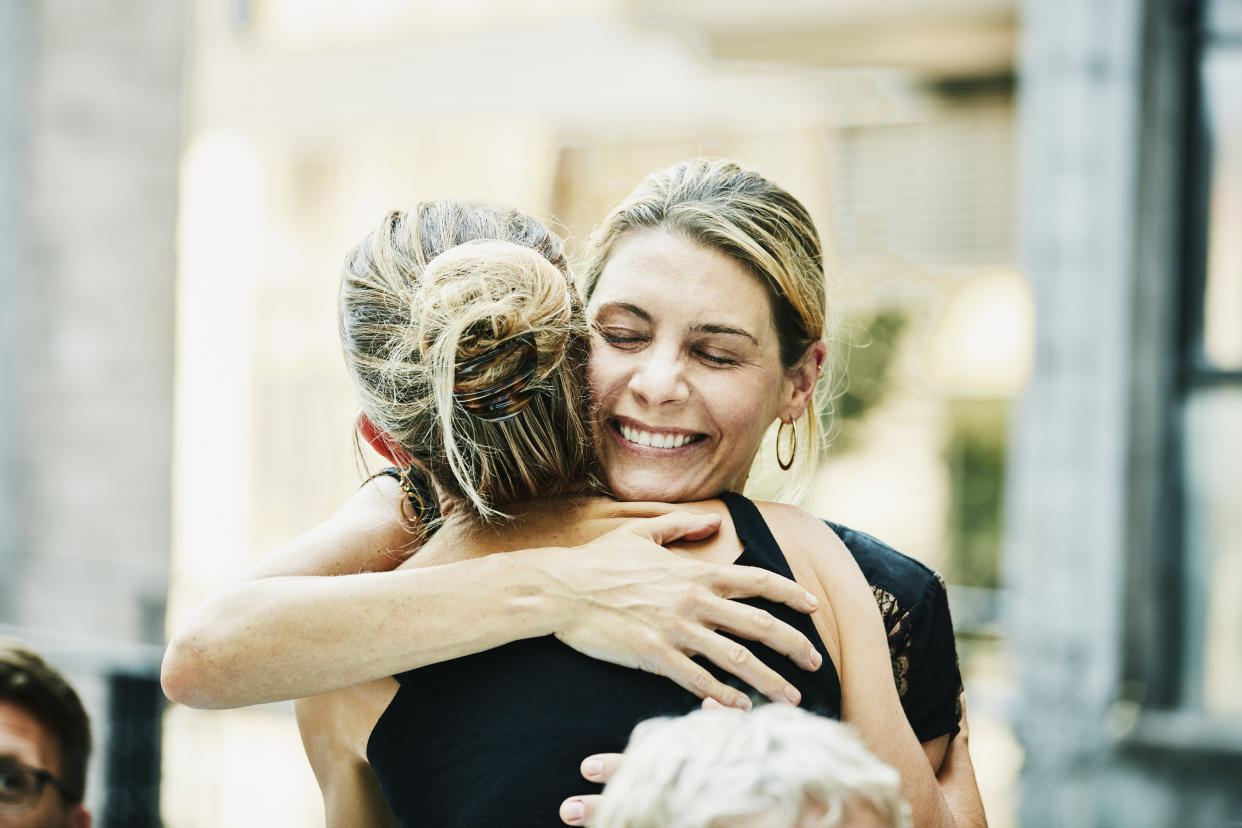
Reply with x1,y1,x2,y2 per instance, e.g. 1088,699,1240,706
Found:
244,477,422,579
297,678,400,828
296,677,398,763
752,501,872,602
752,502,855,569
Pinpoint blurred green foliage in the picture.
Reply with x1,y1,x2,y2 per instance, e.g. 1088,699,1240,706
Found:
944,398,1007,589
822,307,907,452
820,306,1007,590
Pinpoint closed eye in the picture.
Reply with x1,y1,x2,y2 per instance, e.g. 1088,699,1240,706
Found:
694,348,740,367
594,325,648,347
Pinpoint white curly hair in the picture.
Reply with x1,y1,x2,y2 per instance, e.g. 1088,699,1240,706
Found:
593,705,911,828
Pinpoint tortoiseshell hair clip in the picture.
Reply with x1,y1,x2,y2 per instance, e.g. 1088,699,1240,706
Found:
452,332,539,422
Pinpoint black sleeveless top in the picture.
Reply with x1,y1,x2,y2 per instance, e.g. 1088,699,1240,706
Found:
366,492,842,827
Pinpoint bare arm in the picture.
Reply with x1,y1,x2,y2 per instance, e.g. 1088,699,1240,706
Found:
162,480,823,709
296,688,398,828
793,509,964,828
559,507,988,828
936,693,987,826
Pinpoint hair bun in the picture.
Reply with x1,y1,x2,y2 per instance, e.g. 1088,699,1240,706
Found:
452,331,539,421
413,239,574,422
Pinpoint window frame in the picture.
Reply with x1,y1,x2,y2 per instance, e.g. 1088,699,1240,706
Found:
1122,0,1242,753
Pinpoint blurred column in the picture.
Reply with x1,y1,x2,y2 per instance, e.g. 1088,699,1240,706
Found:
14,0,182,648
1005,0,1147,826
0,0,28,616
1,0,186,823
1003,0,1210,823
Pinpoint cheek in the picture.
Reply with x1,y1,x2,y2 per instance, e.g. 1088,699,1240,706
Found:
587,344,626,404
705,372,782,434
586,355,609,404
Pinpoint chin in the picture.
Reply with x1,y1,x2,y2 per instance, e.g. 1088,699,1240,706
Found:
606,471,707,504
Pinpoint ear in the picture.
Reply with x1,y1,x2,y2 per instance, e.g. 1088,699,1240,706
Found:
356,410,414,468
782,340,827,422
69,804,91,828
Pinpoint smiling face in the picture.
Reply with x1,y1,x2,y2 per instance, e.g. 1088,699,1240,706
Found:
587,228,801,502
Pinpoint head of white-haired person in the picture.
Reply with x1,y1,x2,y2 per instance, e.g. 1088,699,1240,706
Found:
592,705,911,828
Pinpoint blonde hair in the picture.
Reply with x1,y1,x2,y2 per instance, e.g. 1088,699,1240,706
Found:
339,201,600,521
593,705,910,828
581,159,827,500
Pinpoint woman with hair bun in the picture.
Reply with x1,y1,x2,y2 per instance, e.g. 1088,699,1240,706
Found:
286,193,975,828
297,202,855,826
165,164,984,827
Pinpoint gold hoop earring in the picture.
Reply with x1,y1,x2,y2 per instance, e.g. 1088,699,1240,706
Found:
397,468,428,524
776,419,797,471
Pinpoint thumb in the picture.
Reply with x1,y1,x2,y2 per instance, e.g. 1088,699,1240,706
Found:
580,753,625,783
630,510,721,546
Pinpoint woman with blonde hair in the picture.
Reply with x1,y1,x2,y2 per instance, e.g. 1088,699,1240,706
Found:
165,163,984,826
298,201,855,825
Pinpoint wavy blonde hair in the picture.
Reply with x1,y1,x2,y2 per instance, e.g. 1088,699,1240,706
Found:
581,159,827,501
339,201,600,521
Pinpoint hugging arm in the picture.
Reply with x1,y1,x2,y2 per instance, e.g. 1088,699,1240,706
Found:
798,513,982,828
559,511,987,828
905,579,986,824
161,476,822,709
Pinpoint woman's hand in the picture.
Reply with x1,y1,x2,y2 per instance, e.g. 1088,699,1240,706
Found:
517,511,824,709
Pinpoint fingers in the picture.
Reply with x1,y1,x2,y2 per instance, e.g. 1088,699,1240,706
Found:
703,598,822,673
579,753,624,784
559,794,602,826
652,648,753,710
680,626,804,706
714,565,819,614
559,755,623,824
627,510,722,545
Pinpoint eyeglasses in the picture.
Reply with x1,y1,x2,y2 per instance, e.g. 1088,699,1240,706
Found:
0,757,77,812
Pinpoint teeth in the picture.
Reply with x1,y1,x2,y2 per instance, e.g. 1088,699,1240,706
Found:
619,423,695,449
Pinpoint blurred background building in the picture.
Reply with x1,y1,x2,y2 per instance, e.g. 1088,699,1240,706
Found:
0,0,1237,826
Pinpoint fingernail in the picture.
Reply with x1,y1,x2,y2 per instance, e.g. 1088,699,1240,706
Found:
583,759,603,777
734,695,752,711
784,684,801,705
808,649,823,669
804,591,818,609
563,800,584,823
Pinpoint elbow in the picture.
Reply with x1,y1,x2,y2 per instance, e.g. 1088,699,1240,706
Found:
161,631,230,709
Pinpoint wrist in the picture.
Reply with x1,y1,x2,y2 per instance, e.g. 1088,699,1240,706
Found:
494,547,577,639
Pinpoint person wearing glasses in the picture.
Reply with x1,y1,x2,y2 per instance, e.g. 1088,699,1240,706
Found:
0,639,91,828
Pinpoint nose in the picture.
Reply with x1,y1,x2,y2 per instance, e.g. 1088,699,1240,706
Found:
628,342,689,405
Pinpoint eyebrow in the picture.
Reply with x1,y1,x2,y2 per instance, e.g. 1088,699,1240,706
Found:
596,301,651,322
693,323,759,346
596,302,759,346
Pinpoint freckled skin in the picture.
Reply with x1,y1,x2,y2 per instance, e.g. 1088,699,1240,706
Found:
0,702,85,828
587,229,798,502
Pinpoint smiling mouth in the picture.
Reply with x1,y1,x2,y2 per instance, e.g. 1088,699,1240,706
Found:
614,420,706,450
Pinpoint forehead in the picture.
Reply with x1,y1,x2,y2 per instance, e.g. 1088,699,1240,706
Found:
592,229,775,332
0,700,61,773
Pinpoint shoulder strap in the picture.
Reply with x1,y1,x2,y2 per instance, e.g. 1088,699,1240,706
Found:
718,491,796,580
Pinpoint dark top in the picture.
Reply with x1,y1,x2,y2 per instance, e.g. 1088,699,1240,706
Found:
372,467,964,745
825,520,963,743
366,491,841,828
